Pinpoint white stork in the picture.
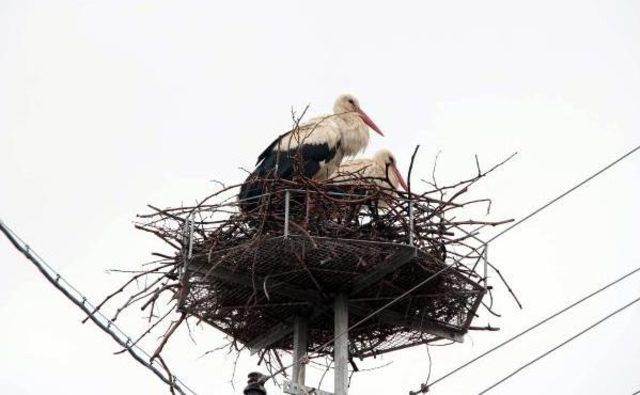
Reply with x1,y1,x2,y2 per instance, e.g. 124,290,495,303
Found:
239,94,384,206
333,149,408,191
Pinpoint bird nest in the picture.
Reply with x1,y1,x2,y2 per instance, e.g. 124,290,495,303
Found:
90,153,515,380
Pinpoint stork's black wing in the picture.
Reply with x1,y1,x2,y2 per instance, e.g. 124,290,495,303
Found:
256,130,290,166
256,141,338,179
239,141,339,211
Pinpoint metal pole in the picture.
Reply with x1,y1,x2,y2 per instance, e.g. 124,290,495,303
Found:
292,316,308,385
188,215,194,259
182,213,193,278
334,294,349,395
483,244,489,285
284,190,290,238
408,199,414,246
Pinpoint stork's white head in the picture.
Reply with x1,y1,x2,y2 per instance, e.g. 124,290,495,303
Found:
334,94,384,137
373,149,409,191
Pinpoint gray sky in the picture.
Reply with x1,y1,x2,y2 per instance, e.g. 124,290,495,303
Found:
1,1,639,394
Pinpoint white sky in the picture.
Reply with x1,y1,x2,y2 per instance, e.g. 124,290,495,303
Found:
1,1,639,394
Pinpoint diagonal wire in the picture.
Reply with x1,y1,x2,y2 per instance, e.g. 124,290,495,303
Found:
478,294,640,394
483,143,640,245
404,144,640,392
426,263,640,388
0,219,197,395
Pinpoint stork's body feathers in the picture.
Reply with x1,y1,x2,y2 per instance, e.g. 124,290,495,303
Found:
331,149,408,214
334,149,408,191
335,158,389,185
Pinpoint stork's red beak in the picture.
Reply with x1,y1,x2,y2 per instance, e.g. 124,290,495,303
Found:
357,108,384,136
391,164,409,191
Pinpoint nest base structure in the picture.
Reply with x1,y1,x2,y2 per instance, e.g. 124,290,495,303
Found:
130,169,514,393
184,235,484,359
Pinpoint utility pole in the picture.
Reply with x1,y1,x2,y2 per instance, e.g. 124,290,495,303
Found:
292,316,308,385
334,294,349,395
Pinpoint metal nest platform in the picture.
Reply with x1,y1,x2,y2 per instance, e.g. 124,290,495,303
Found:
184,235,484,358
137,174,510,363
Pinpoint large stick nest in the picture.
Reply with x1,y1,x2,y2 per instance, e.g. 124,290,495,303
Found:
91,152,516,381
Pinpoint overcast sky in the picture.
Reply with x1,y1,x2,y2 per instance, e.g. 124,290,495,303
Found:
1,1,639,394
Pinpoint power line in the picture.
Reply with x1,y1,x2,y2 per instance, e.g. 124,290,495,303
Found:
478,294,640,394
426,263,640,388
404,144,640,392
484,144,640,245
0,219,197,395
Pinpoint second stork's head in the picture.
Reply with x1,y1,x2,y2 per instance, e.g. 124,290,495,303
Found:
373,149,409,191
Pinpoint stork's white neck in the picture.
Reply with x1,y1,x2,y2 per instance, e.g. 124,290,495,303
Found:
336,113,369,157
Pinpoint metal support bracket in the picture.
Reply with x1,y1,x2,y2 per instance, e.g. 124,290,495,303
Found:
283,381,333,395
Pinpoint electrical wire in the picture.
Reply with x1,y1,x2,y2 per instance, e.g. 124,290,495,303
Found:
0,219,197,395
426,264,640,388
478,294,640,394
406,144,640,392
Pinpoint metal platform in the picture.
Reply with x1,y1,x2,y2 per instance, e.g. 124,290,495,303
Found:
183,235,484,359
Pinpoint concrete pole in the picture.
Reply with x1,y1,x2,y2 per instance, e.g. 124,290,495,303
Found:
292,316,308,385
334,294,349,395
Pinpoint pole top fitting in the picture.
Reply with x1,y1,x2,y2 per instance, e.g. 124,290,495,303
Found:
244,372,268,395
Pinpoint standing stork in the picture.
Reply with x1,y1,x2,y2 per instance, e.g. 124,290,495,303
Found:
333,149,408,191
239,94,384,210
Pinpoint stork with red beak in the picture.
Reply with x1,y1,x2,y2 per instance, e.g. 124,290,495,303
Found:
334,149,408,192
239,94,384,207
